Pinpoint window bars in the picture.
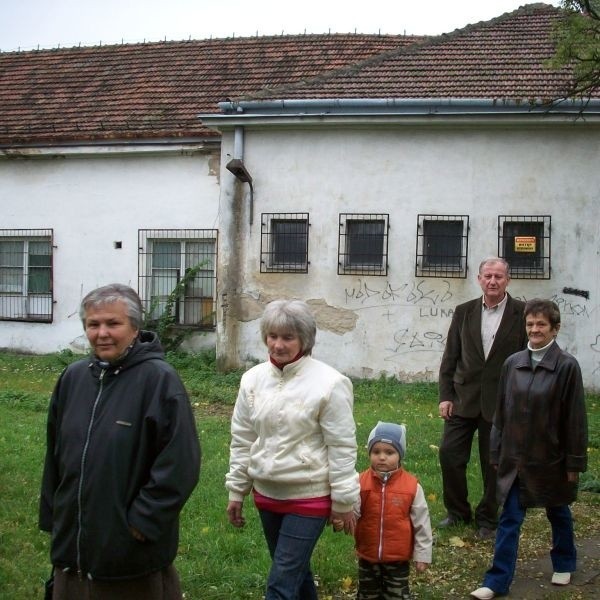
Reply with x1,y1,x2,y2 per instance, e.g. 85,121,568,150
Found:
260,213,309,273
0,228,53,322
338,213,389,276
498,215,551,279
138,229,218,328
415,215,469,278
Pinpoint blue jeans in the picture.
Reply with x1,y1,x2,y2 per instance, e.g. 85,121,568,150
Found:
483,480,577,594
258,510,327,600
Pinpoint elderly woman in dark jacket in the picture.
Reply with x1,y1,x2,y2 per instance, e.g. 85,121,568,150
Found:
471,299,588,600
40,283,200,600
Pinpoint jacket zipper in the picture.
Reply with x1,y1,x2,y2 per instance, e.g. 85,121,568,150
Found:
76,368,106,579
378,474,389,561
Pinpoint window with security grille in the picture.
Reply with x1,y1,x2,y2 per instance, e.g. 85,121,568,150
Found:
338,214,389,275
138,229,217,328
0,229,53,322
416,215,469,278
261,213,309,273
498,216,551,279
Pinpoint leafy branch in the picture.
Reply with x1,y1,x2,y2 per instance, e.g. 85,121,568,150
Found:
550,1,600,99
143,261,210,352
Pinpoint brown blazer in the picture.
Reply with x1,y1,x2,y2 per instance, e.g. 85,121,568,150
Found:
438,294,527,422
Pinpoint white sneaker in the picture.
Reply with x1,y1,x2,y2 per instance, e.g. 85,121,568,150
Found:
551,572,571,585
470,587,495,599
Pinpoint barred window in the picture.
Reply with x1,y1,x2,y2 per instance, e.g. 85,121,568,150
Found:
261,213,309,273
498,216,551,279
416,215,469,278
138,229,217,329
0,229,53,323
338,214,389,276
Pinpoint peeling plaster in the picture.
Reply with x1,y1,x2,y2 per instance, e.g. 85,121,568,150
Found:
238,293,268,322
395,368,437,383
237,294,358,335
208,151,221,179
307,299,358,334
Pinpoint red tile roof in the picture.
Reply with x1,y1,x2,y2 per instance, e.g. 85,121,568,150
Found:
0,34,420,145
0,4,584,147
245,4,579,103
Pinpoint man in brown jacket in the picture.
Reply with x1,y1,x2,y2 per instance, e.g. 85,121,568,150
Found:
438,257,527,539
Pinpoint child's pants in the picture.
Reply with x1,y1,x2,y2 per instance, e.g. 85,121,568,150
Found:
357,558,411,599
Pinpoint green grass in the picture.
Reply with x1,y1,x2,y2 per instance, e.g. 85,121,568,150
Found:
0,350,598,599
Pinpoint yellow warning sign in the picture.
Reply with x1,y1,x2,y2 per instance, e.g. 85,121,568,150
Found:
514,236,536,253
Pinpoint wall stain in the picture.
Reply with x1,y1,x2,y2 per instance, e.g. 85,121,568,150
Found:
307,299,358,334
208,151,221,179
237,293,358,334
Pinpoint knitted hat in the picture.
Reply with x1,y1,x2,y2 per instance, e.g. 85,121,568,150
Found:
367,421,406,459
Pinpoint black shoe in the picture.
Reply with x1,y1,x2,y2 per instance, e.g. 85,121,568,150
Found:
475,526,496,540
438,515,469,528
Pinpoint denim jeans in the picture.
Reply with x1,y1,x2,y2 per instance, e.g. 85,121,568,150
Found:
483,479,577,594
258,509,328,600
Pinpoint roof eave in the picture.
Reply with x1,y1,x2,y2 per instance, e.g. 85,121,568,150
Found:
198,97,600,130
0,137,220,158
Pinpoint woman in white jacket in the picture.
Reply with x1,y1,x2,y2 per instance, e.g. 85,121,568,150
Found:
226,299,360,600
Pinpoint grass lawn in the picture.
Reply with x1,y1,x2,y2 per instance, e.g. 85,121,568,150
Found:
0,350,598,599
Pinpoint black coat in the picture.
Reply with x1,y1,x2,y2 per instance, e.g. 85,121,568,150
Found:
490,341,588,508
438,294,527,421
39,331,201,580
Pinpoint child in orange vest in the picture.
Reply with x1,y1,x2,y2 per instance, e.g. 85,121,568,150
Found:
346,421,432,599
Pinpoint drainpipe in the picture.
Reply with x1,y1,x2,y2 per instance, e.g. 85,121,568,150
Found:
217,127,253,372
226,127,254,225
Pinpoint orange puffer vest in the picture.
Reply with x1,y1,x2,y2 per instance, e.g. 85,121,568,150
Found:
355,468,417,563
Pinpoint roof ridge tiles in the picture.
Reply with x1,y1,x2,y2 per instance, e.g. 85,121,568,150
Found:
0,31,421,56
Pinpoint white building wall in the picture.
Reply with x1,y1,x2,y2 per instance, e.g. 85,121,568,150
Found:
218,125,600,389
1,149,220,354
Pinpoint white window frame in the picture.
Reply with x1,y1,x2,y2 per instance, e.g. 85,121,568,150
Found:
138,229,217,329
0,229,53,323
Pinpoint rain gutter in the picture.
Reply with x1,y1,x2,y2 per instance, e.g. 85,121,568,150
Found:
198,98,600,129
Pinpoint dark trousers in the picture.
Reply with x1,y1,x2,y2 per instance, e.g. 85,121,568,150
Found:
439,413,498,529
357,558,411,600
52,564,182,600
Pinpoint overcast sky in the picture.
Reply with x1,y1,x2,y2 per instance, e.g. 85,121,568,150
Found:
0,0,562,52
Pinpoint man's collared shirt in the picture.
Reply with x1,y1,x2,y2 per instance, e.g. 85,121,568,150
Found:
481,294,508,359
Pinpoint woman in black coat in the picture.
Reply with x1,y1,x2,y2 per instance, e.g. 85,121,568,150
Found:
471,299,588,600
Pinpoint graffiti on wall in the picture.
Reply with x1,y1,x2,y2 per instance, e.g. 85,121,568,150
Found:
344,278,453,307
343,280,600,372
343,279,454,361
384,328,447,360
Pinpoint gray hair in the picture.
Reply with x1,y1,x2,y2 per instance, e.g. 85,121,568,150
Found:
80,283,143,330
260,299,316,355
478,257,510,276
524,298,561,328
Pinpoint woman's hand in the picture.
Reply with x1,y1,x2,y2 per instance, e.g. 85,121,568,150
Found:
227,500,246,528
330,510,356,535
